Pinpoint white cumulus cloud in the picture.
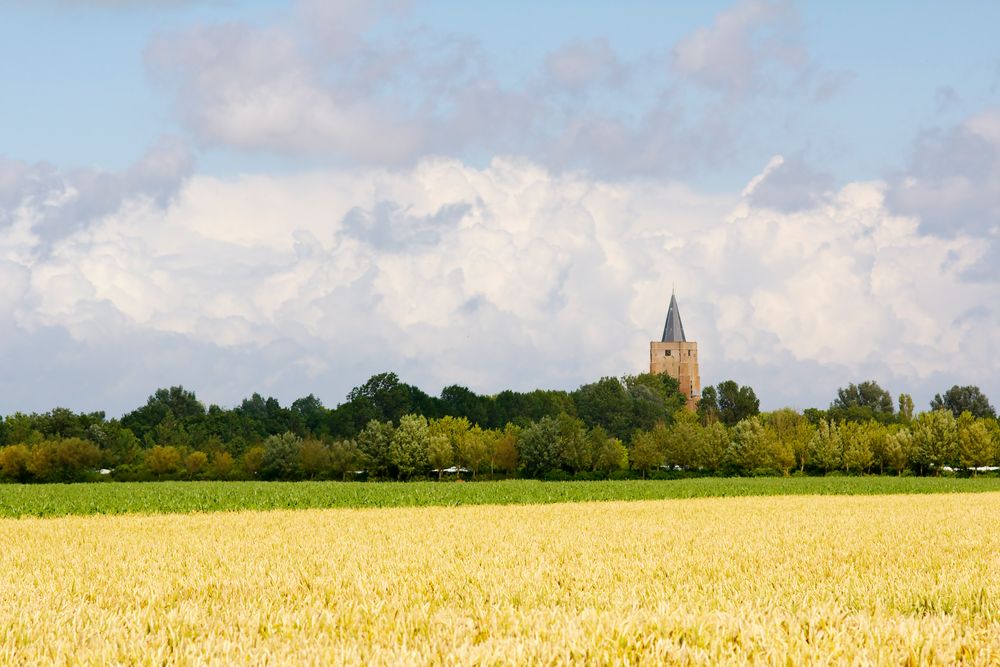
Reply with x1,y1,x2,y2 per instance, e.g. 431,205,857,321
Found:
671,0,806,96
1,153,997,414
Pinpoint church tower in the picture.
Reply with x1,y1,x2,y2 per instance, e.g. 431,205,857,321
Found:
649,291,700,409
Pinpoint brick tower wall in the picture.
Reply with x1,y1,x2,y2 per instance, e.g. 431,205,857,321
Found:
649,341,700,410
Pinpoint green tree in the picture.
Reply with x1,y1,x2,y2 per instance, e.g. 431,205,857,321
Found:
808,420,842,473
26,444,57,481
428,416,471,471
840,421,874,474
0,445,32,482
693,421,728,473
588,427,628,474
764,408,814,473
696,386,720,425
931,385,996,419
356,420,395,478
458,426,490,478
290,394,329,437
241,446,265,478
897,394,915,423
234,394,293,440
37,407,91,440
518,417,562,478
328,439,364,480
198,434,225,455
478,428,500,476
299,438,331,479
3,413,43,446
661,411,703,469
144,445,182,478
122,386,206,442
492,424,520,476
884,427,913,475
26,438,102,482
347,372,432,425
831,381,894,421
261,432,303,480
957,412,995,474
151,411,191,448
516,390,577,424
629,430,662,479
624,372,687,429
866,422,892,474
556,413,590,473
716,381,760,426
725,417,771,473
184,450,209,478
622,372,683,405
911,410,958,475
390,414,429,479
439,385,489,427
426,433,453,480
572,377,634,440
210,451,236,479
768,431,796,476
989,420,1000,464
490,390,529,428
95,422,142,465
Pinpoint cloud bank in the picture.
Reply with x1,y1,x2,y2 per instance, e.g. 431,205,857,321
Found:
142,0,842,178
1,149,997,415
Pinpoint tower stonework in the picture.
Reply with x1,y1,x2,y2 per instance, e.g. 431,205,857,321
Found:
649,292,700,410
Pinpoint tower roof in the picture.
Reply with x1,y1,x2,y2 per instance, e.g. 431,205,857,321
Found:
661,292,686,342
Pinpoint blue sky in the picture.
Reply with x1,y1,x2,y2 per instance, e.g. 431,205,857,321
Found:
4,2,998,182
1,0,999,415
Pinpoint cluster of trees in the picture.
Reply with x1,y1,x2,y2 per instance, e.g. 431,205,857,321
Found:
0,374,996,483
630,407,999,478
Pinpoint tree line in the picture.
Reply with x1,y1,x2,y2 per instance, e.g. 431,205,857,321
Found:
0,373,996,483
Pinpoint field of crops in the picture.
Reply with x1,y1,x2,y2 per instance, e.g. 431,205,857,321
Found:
2,492,998,664
3,475,1000,517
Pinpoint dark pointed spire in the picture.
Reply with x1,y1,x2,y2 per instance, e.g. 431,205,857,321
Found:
661,291,686,342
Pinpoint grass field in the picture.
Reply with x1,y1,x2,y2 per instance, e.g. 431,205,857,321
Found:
2,493,998,664
2,476,1000,518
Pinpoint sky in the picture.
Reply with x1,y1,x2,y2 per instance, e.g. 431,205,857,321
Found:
1,0,999,416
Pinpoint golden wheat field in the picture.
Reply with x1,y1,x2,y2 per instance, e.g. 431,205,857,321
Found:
2,493,999,665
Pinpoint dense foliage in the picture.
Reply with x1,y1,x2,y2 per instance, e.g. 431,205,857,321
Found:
0,375,996,483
